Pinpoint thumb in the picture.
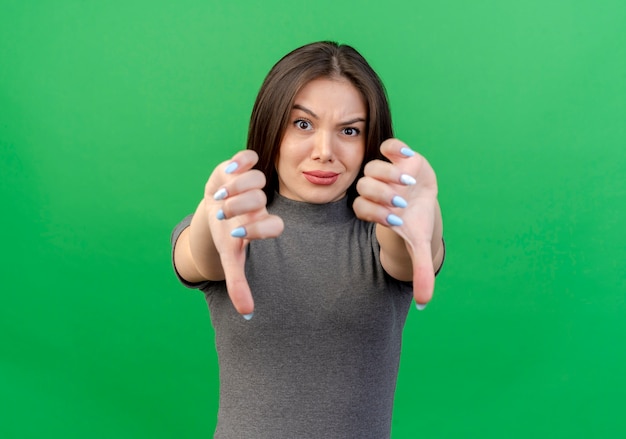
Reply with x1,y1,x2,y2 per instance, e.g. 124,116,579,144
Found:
406,240,435,309
220,250,255,318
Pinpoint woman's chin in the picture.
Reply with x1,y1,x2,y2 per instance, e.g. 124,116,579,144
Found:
279,187,347,204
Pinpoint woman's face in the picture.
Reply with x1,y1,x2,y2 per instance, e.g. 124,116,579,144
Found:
276,77,367,204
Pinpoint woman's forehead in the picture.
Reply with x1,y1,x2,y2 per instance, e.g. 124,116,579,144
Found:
292,77,367,116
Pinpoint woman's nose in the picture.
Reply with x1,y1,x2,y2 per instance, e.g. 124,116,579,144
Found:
311,131,334,162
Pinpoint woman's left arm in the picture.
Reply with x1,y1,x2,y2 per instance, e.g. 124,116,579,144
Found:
353,138,445,308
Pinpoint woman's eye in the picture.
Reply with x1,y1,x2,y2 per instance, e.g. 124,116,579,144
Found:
295,119,312,130
342,127,360,136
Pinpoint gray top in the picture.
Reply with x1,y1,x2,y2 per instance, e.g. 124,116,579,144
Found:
171,194,414,438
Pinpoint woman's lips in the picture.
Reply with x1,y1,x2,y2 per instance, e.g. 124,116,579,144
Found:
303,171,339,185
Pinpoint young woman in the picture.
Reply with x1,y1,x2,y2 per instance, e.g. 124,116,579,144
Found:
172,41,444,438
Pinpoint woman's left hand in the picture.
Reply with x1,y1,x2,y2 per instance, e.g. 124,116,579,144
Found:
353,138,443,308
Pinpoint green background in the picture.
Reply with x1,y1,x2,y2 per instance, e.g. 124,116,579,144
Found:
1,0,625,437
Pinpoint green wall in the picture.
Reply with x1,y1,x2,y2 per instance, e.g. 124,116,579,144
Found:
1,0,625,437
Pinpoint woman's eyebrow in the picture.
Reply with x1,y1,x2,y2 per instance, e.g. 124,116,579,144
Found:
292,104,366,126
340,117,366,126
292,104,318,119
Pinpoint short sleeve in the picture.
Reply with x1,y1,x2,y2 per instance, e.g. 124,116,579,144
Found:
434,237,446,277
170,214,211,290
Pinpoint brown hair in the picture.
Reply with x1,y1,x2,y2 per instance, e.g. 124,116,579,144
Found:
246,41,394,204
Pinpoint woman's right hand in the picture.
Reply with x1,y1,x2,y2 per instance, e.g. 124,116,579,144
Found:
203,150,284,318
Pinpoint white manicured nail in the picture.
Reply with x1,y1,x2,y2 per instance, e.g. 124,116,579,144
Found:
400,174,416,185
213,188,228,200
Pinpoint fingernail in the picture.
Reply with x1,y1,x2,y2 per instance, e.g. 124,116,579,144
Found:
213,188,228,201
386,214,403,226
400,147,415,157
243,312,254,320
392,195,408,208
224,162,238,174
231,226,247,238
216,209,225,220
416,302,427,311
400,174,416,185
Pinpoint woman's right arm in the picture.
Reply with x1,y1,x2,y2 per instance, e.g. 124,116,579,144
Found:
172,150,284,316
173,199,225,283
